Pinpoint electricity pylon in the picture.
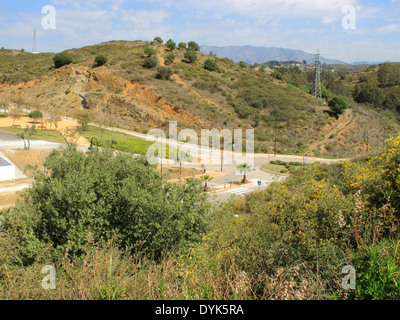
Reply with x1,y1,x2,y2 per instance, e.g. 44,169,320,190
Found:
312,49,322,99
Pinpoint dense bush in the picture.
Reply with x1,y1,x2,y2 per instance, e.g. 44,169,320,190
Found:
347,239,400,299
143,56,158,68
155,66,173,80
184,50,197,63
153,37,163,44
377,62,400,87
271,70,283,80
53,52,73,69
164,53,175,65
165,39,176,51
29,109,43,121
328,95,348,116
94,54,108,66
9,150,210,259
203,59,219,72
187,41,200,52
143,47,156,57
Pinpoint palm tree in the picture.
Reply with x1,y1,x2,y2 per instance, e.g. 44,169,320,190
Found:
237,163,252,183
200,175,213,191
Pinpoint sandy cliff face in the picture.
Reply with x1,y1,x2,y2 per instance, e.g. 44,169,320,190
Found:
0,65,209,132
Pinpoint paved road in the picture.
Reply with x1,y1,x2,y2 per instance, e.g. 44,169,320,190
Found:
0,132,61,150
0,125,345,203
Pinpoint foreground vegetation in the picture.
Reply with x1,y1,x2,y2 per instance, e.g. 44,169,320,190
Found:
1,135,399,299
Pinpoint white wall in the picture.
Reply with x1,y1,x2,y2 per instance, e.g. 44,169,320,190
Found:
0,157,16,181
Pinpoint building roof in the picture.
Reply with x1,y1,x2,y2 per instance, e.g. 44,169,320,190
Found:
0,157,12,167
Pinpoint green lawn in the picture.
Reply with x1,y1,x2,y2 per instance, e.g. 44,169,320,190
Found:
260,163,288,174
0,127,65,143
261,160,307,174
80,125,185,160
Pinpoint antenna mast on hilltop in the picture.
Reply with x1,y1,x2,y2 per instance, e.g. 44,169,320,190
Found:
32,29,38,54
312,49,322,99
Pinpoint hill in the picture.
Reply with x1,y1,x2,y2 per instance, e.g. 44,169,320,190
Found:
200,45,347,65
0,41,399,158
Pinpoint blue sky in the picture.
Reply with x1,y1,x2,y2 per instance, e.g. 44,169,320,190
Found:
0,0,399,63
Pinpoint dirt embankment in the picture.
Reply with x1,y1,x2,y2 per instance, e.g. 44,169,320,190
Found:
0,64,209,132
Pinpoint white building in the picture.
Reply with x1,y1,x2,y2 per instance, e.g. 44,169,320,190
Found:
0,156,16,181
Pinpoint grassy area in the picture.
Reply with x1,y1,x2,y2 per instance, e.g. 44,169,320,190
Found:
0,127,65,143
261,163,289,174
261,160,307,174
80,125,185,159
80,125,154,155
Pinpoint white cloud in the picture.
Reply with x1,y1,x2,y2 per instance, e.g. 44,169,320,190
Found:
375,24,399,34
321,16,338,25
178,0,359,19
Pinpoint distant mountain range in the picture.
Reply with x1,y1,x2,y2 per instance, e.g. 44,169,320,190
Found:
200,45,394,66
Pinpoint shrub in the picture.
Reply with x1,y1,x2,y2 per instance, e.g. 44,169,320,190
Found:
203,59,219,72
184,50,197,63
187,41,200,52
165,39,176,51
29,109,43,120
12,150,211,259
143,56,158,68
347,239,400,300
53,52,73,69
143,47,156,57
271,71,283,80
178,42,187,49
328,95,348,116
164,53,175,65
153,37,163,44
156,66,173,80
94,54,108,66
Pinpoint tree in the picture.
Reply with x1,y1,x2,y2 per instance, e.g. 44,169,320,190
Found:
153,37,163,44
328,95,348,116
17,125,36,150
143,47,156,57
29,110,43,125
239,61,247,68
156,66,173,80
165,39,176,51
203,59,219,72
13,149,210,258
74,109,94,128
9,106,21,127
383,93,400,111
49,113,61,130
353,83,384,107
143,56,158,68
200,175,213,191
187,41,200,52
178,42,187,49
271,70,283,80
94,54,108,66
53,52,73,69
377,63,400,87
237,163,252,183
184,50,197,63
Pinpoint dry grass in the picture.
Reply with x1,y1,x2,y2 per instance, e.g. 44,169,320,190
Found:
0,244,320,300
2,149,51,177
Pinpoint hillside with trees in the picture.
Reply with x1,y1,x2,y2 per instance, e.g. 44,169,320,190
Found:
0,41,400,158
